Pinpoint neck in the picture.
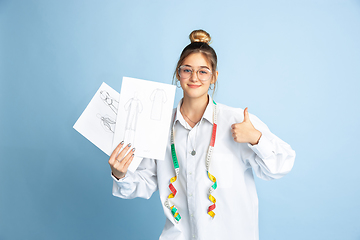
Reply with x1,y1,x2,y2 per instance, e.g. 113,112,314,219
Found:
181,94,209,127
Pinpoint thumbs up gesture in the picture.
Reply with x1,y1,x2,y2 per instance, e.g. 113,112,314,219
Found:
231,108,262,145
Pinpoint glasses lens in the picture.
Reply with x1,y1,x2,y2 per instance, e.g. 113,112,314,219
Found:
198,68,211,81
179,66,192,79
178,66,212,81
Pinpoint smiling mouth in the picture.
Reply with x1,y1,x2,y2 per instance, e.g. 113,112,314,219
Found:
188,84,201,88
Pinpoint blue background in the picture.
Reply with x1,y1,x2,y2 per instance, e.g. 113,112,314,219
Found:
1,0,360,239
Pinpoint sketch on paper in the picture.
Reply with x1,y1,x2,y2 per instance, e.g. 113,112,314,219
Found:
123,92,143,146
150,88,167,121
73,82,119,156
74,78,176,173
100,90,118,114
113,77,176,163
96,113,116,133
97,89,118,133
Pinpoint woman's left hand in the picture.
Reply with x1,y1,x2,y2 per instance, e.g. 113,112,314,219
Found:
231,107,262,145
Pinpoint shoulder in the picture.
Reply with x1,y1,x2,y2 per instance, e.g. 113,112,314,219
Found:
216,102,243,118
215,102,263,125
216,102,243,114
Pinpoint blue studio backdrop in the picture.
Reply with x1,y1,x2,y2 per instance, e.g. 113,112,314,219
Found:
1,0,360,239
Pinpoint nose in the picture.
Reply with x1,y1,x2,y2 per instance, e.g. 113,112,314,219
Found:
190,70,199,82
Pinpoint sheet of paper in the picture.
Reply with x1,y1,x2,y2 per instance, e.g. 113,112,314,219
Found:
113,77,176,162
73,82,119,156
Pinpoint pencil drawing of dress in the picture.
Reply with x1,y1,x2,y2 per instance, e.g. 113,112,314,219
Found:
124,95,143,145
150,89,167,121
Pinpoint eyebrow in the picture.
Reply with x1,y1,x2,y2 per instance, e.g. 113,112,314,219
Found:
183,64,210,69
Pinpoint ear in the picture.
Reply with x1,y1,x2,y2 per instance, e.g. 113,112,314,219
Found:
175,70,180,81
211,71,219,84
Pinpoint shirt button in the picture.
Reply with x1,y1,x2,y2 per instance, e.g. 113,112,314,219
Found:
191,214,194,217
188,172,192,175
193,235,195,238
189,193,193,197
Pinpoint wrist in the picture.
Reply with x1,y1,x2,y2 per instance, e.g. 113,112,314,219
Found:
250,130,262,145
112,172,124,180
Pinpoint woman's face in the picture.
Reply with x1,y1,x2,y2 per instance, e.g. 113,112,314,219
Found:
178,53,217,100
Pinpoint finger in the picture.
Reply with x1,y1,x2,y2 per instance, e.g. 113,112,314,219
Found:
121,148,135,164
113,145,132,172
109,141,124,164
121,149,135,168
109,141,124,166
116,150,135,174
112,158,122,169
113,154,127,170
243,107,250,122
124,154,135,169
116,143,132,161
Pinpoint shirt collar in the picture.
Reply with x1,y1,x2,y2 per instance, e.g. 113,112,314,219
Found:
173,95,214,129
202,95,214,124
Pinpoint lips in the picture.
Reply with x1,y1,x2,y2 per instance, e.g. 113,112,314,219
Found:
188,84,201,88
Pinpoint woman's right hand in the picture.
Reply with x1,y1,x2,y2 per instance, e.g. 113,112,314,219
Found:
108,141,135,180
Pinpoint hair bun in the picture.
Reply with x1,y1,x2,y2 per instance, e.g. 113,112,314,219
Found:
189,29,211,44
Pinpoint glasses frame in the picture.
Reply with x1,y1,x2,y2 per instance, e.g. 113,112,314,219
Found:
178,65,213,82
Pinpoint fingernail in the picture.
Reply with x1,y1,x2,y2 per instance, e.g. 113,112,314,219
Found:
132,154,135,157
120,141,124,145
127,143,131,147
132,148,136,152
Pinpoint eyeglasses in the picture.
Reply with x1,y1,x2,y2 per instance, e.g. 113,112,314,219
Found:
178,65,212,82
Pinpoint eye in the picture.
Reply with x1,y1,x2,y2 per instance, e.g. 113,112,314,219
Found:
183,69,192,73
199,69,210,75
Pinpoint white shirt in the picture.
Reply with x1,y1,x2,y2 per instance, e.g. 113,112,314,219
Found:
112,96,296,240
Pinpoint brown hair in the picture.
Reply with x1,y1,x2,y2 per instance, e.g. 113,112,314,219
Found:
173,29,218,93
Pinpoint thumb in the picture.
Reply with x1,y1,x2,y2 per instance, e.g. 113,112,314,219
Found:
243,107,250,122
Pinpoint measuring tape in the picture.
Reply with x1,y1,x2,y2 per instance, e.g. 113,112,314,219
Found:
164,100,218,222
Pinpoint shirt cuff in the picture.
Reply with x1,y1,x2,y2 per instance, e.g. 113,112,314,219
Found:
111,172,128,182
247,134,274,160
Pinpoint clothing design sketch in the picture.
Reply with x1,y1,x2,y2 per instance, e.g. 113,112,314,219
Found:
123,93,143,145
150,88,167,121
100,90,119,114
96,114,116,133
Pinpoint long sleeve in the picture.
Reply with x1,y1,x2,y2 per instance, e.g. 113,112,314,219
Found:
242,113,296,180
111,99,296,240
112,158,158,199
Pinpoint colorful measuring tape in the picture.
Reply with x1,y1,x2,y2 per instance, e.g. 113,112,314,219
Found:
164,99,218,222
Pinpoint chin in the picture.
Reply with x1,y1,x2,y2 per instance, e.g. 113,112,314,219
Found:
184,90,208,99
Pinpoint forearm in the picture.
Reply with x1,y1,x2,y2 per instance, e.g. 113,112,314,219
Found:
112,158,158,199
248,132,295,180
242,113,296,180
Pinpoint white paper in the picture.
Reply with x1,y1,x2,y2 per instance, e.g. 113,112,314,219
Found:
73,82,119,156
113,77,176,162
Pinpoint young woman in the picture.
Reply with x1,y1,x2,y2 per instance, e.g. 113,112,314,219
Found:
108,30,295,240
